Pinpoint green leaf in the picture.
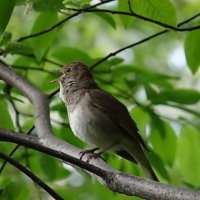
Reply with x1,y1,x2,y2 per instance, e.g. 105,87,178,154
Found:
0,100,14,130
0,0,15,36
0,32,12,47
144,84,157,100
93,12,116,29
151,89,200,105
147,150,169,181
118,0,135,28
168,104,200,118
148,120,177,167
178,126,200,185
130,0,177,27
3,182,23,200
147,108,166,138
112,65,177,86
55,163,70,180
32,0,65,12
38,153,57,181
50,46,93,66
6,42,34,55
184,21,200,74
130,106,150,138
30,12,58,60
109,58,124,66
0,94,24,103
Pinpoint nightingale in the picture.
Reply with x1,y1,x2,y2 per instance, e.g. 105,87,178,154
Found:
50,61,158,181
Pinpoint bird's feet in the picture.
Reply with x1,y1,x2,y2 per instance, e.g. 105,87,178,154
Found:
79,147,99,160
86,152,102,162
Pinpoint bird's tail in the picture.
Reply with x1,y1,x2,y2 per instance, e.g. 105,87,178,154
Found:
124,142,159,182
139,157,159,182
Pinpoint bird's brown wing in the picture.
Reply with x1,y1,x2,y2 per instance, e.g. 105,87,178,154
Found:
88,89,149,152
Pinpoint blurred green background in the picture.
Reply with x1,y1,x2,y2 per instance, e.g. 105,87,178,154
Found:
1,0,200,199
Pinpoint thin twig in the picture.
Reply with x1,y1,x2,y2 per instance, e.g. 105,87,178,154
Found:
0,87,60,172
0,151,64,200
0,126,35,173
72,8,200,32
127,0,134,14
17,0,115,42
90,12,200,69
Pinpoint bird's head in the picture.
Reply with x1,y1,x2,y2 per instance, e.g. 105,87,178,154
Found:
50,61,93,85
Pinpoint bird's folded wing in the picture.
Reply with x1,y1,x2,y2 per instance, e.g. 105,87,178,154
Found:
88,89,149,152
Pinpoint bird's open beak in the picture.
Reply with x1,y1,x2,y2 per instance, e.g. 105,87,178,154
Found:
49,78,60,83
49,69,63,83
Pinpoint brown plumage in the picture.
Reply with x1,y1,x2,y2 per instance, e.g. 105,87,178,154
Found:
51,61,159,181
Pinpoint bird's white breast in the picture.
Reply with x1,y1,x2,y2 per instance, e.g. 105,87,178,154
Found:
67,92,122,150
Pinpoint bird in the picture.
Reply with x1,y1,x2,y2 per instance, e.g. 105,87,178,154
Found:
50,61,159,181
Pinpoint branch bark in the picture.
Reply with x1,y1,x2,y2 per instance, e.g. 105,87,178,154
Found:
0,61,200,199
0,151,64,200
17,0,115,42
72,8,200,32
0,127,199,200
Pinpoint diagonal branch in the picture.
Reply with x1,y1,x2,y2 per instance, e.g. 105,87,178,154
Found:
0,61,53,138
0,127,200,200
72,8,200,32
17,0,115,42
90,12,200,69
0,151,64,200
0,125,35,173
0,57,200,199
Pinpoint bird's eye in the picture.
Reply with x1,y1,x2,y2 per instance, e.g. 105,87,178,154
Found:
66,68,71,72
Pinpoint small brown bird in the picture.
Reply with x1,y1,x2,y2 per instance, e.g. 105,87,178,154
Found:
50,61,158,181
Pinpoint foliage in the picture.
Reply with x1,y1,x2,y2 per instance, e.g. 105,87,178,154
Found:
1,0,200,199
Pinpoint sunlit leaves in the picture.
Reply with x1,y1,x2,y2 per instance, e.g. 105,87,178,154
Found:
1,0,200,198
130,0,177,27
184,21,200,74
118,0,177,28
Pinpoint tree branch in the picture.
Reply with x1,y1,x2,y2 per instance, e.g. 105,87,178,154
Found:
0,151,64,200
0,56,200,199
17,0,115,42
0,128,200,200
0,61,53,138
90,12,200,69
0,125,35,173
72,8,200,32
